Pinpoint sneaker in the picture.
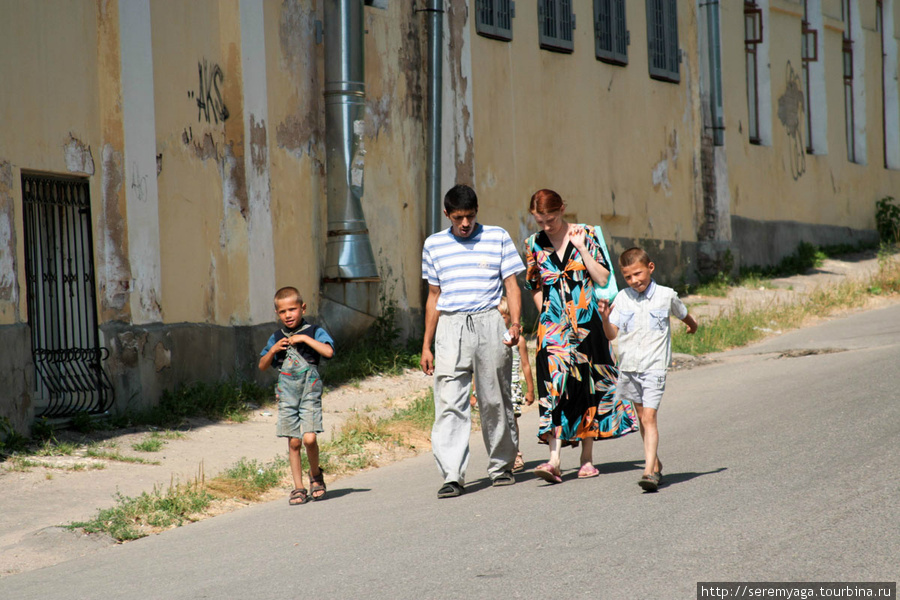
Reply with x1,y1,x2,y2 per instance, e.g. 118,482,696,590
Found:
491,471,515,487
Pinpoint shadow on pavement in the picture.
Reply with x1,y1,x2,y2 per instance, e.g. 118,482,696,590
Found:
658,467,728,489
318,487,371,500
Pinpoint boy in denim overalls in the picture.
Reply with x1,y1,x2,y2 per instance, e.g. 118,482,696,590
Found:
259,287,335,505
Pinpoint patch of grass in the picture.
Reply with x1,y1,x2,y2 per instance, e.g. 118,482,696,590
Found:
34,438,79,457
0,417,29,457
132,437,165,453
385,389,435,431
674,252,900,355
151,430,186,440
5,457,43,471
206,457,288,502
322,293,421,387
84,448,160,465
147,379,273,426
68,480,214,541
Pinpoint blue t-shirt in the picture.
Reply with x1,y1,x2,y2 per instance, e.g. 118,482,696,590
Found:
260,319,334,368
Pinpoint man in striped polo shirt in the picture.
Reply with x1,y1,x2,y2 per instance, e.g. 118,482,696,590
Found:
421,184,525,498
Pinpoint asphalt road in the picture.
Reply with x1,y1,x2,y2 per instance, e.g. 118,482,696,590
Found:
2,304,899,600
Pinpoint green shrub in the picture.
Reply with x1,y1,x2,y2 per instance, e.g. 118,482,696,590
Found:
876,196,900,244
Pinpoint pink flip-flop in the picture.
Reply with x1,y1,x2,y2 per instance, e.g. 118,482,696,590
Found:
577,464,600,479
534,462,562,484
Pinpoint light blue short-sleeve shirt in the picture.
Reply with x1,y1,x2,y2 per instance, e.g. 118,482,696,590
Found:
421,223,525,313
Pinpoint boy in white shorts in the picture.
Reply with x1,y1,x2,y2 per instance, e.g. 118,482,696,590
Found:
598,247,697,492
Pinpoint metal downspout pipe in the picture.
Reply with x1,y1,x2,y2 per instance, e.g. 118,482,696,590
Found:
319,0,380,340
425,0,444,236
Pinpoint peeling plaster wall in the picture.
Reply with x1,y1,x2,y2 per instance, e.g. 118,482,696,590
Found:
361,1,427,326
267,0,324,316
465,1,699,280
121,0,164,324
0,1,106,429
0,160,18,323
723,1,896,266
240,0,277,325
150,1,250,325
442,1,476,193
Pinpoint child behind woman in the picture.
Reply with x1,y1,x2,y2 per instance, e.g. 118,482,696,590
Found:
471,297,535,471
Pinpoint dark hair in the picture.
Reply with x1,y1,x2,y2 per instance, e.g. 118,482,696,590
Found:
274,286,303,306
529,189,564,214
619,247,652,268
444,184,478,213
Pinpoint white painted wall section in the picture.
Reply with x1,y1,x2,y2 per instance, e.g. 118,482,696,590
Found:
240,0,276,324
883,0,900,169
119,0,163,323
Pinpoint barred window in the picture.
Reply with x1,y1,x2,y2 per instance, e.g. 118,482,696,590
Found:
646,0,679,82
745,1,762,144
539,0,575,53
476,0,514,41
594,0,628,65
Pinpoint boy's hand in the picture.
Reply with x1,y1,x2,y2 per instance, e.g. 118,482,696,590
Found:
596,298,612,320
525,390,535,406
683,315,698,335
289,334,312,346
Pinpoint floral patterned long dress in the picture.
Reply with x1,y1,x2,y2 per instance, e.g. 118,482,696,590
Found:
524,225,637,445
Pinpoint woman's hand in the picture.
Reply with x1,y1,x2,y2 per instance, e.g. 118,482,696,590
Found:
569,225,587,251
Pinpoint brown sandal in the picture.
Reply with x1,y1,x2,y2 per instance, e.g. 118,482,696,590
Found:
289,488,310,505
309,468,326,500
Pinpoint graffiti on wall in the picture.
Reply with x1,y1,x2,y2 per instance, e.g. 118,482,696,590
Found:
188,59,229,125
777,61,806,181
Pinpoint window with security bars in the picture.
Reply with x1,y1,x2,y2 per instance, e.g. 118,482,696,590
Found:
801,0,818,153
646,0,679,82
476,0,514,41
745,1,763,144
539,0,575,53
594,0,628,65
842,0,857,163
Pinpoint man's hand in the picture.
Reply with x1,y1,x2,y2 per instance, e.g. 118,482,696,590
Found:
420,347,434,375
503,324,521,347
524,390,535,406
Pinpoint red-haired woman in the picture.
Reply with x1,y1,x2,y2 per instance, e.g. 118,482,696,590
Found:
523,189,636,483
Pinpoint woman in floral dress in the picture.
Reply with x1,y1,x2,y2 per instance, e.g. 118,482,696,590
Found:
523,189,636,483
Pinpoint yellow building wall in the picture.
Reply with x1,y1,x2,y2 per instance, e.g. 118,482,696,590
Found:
0,1,103,326
468,0,701,259
723,1,900,235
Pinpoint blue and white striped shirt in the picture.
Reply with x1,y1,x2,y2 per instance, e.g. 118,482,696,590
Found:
422,224,525,313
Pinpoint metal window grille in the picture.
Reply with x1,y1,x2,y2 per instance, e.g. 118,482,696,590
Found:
21,173,113,418
646,0,679,82
595,0,628,65
801,1,818,153
476,0,514,41
745,1,763,144
842,0,856,163
705,0,725,146
539,0,575,53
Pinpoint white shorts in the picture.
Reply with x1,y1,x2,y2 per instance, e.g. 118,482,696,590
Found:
616,370,666,411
